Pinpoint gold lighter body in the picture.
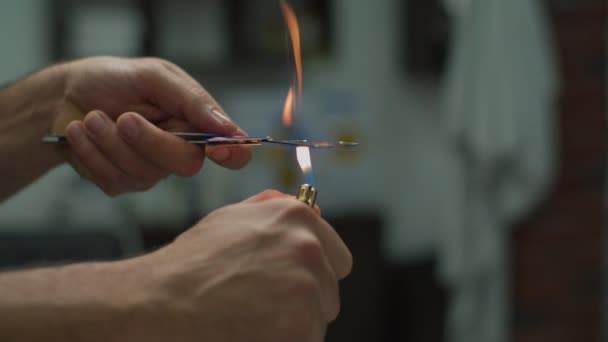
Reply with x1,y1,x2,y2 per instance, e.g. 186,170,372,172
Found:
296,184,317,207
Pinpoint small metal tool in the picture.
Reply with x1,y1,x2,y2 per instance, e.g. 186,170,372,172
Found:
296,183,317,207
42,132,358,149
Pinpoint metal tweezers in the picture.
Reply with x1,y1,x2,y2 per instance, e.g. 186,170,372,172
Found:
42,132,359,149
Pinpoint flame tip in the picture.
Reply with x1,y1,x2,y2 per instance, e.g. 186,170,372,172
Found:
281,87,295,127
296,146,312,174
280,0,302,129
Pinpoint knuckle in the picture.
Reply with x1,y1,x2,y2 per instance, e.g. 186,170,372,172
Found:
119,111,139,120
160,59,180,71
245,222,281,246
290,231,324,265
245,189,286,203
277,200,315,222
83,114,108,137
141,56,166,66
260,189,284,198
183,85,210,110
186,83,207,97
137,58,167,80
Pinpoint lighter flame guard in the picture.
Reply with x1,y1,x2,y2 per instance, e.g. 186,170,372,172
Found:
296,184,317,207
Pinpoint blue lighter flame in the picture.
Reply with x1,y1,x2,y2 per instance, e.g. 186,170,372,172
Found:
304,167,314,186
295,145,314,186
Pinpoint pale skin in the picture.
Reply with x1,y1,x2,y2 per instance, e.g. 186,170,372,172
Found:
0,56,251,200
0,57,352,342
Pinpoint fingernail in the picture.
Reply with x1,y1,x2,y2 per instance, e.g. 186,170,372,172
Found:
210,109,235,127
118,115,140,144
67,123,83,143
210,147,231,162
85,111,107,135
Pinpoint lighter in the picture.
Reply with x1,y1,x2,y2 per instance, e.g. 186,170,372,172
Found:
296,183,317,208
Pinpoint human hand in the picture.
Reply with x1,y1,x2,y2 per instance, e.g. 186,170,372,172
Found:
121,190,352,342
49,56,252,195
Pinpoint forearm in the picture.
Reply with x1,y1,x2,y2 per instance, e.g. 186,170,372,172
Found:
0,65,67,201
0,261,144,342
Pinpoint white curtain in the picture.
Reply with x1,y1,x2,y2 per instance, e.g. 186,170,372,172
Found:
439,0,558,340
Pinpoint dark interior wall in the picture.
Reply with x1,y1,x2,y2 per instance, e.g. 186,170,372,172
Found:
511,1,607,341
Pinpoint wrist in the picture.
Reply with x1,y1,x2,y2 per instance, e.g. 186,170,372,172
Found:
50,261,137,342
112,248,218,342
0,63,67,166
0,259,148,342
0,63,72,200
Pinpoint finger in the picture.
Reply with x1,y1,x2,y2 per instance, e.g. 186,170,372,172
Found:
288,228,341,322
116,112,205,177
205,145,253,170
157,118,251,169
140,61,253,169
123,102,166,123
83,110,168,184
65,121,130,196
156,117,252,169
310,216,352,280
156,60,245,133
156,118,198,132
244,190,321,216
140,61,241,135
243,189,293,203
158,59,202,88
271,199,352,280
65,152,94,181
158,117,252,169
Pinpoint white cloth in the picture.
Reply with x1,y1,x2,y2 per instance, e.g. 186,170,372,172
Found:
440,0,558,341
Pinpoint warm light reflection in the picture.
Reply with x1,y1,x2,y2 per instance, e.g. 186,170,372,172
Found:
282,87,295,127
280,0,302,100
296,146,312,174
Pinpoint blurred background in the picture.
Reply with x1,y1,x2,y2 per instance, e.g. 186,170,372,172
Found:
0,0,605,341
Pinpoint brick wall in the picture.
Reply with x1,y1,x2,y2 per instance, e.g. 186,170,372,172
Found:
511,1,606,341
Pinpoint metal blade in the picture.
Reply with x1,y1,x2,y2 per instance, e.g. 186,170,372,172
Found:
42,133,359,149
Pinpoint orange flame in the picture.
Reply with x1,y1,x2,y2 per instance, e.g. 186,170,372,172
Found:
282,86,295,127
280,0,302,128
296,146,312,174
281,1,312,179
281,0,302,98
